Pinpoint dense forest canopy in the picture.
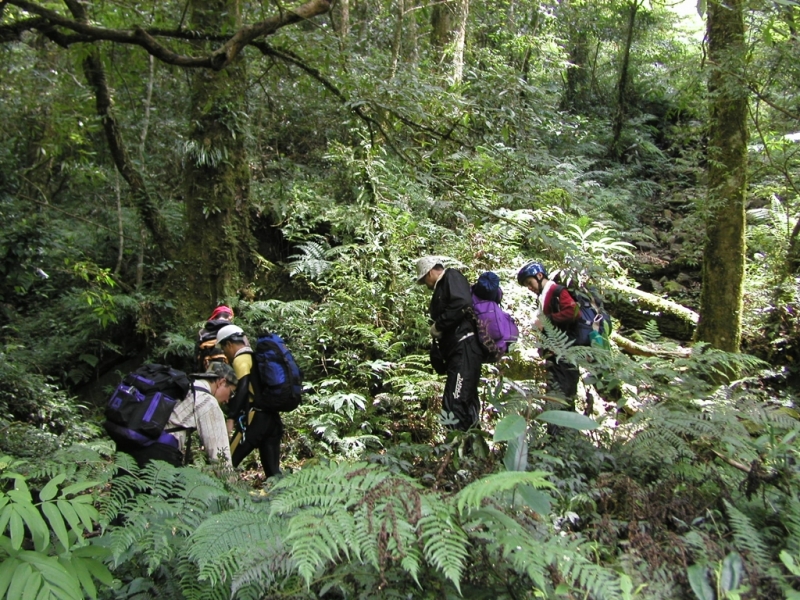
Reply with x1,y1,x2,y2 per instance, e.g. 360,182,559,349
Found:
2,0,800,598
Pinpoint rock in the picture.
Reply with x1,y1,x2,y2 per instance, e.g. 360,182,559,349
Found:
664,280,687,294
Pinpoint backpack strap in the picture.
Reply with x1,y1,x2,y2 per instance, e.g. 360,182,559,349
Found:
550,284,565,315
164,385,202,434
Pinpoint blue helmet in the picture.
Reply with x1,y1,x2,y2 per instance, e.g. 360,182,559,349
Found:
517,261,548,285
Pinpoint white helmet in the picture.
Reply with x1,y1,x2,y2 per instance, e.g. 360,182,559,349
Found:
216,324,245,344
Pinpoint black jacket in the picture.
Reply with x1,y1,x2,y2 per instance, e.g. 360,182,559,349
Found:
429,268,476,356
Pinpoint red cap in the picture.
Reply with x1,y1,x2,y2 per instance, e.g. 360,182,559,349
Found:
208,305,234,321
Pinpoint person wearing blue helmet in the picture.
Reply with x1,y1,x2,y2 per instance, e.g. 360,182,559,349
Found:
517,261,581,402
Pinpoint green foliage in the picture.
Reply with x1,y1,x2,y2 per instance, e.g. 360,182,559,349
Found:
2,0,800,598
0,464,111,600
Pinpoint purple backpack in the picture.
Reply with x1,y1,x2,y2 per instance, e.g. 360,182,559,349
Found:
472,272,519,362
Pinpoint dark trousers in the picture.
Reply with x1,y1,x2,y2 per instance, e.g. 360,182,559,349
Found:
443,335,484,431
545,355,580,405
231,409,284,477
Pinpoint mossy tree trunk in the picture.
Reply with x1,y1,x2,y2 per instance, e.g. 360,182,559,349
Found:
178,0,253,315
559,0,592,113
695,0,748,352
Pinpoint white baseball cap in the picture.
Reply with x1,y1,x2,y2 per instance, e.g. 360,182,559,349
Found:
415,256,445,284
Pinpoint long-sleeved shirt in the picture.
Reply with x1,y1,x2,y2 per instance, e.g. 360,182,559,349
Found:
540,279,579,328
169,379,232,467
429,268,476,356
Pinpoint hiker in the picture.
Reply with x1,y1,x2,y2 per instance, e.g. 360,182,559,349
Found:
217,324,283,478
471,271,519,361
517,261,581,402
115,362,237,469
195,305,234,372
416,256,484,431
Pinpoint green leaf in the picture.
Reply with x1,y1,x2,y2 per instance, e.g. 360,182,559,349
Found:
19,551,83,600
9,509,24,551
457,471,554,513
15,503,50,552
39,474,66,503
56,501,82,538
7,561,33,600
493,414,527,442
0,556,20,597
516,485,552,515
536,410,599,430
59,481,99,498
80,557,113,587
687,564,714,600
780,550,800,576
503,434,528,472
71,502,97,532
6,478,32,504
70,546,112,587
21,569,41,600
720,551,743,592
65,555,97,600
41,502,70,552
0,504,13,536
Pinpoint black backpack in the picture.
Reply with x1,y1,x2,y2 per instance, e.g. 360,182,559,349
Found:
104,364,191,446
195,319,230,372
252,333,303,412
552,285,613,347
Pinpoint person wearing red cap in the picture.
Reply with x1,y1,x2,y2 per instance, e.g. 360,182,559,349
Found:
195,306,235,372
208,306,234,322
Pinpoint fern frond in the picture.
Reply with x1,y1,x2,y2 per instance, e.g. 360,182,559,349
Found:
186,508,289,586
724,500,772,571
456,471,555,513
288,240,336,280
641,319,661,343
418,500,469,593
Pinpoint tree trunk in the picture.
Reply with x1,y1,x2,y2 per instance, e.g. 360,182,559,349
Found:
430,1,454,50
65,0,175,261
389,0,405,78
335,0,350,49
559,0,591,112
430,0,468,85
695,0,748,352
450,0,469,85
178,0,253,314
608,0,639,159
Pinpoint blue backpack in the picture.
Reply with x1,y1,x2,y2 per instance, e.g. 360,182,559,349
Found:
553,284,613,347
253,333,303,412
471,272,520,362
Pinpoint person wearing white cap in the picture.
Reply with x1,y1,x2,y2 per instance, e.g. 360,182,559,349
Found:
216,324,283,477
415,256,484,431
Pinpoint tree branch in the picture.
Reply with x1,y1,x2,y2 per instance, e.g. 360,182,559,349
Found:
7,0,332,70
63,0,174,257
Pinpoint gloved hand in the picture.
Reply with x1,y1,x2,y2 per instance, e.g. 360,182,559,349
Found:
430,323,442,339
